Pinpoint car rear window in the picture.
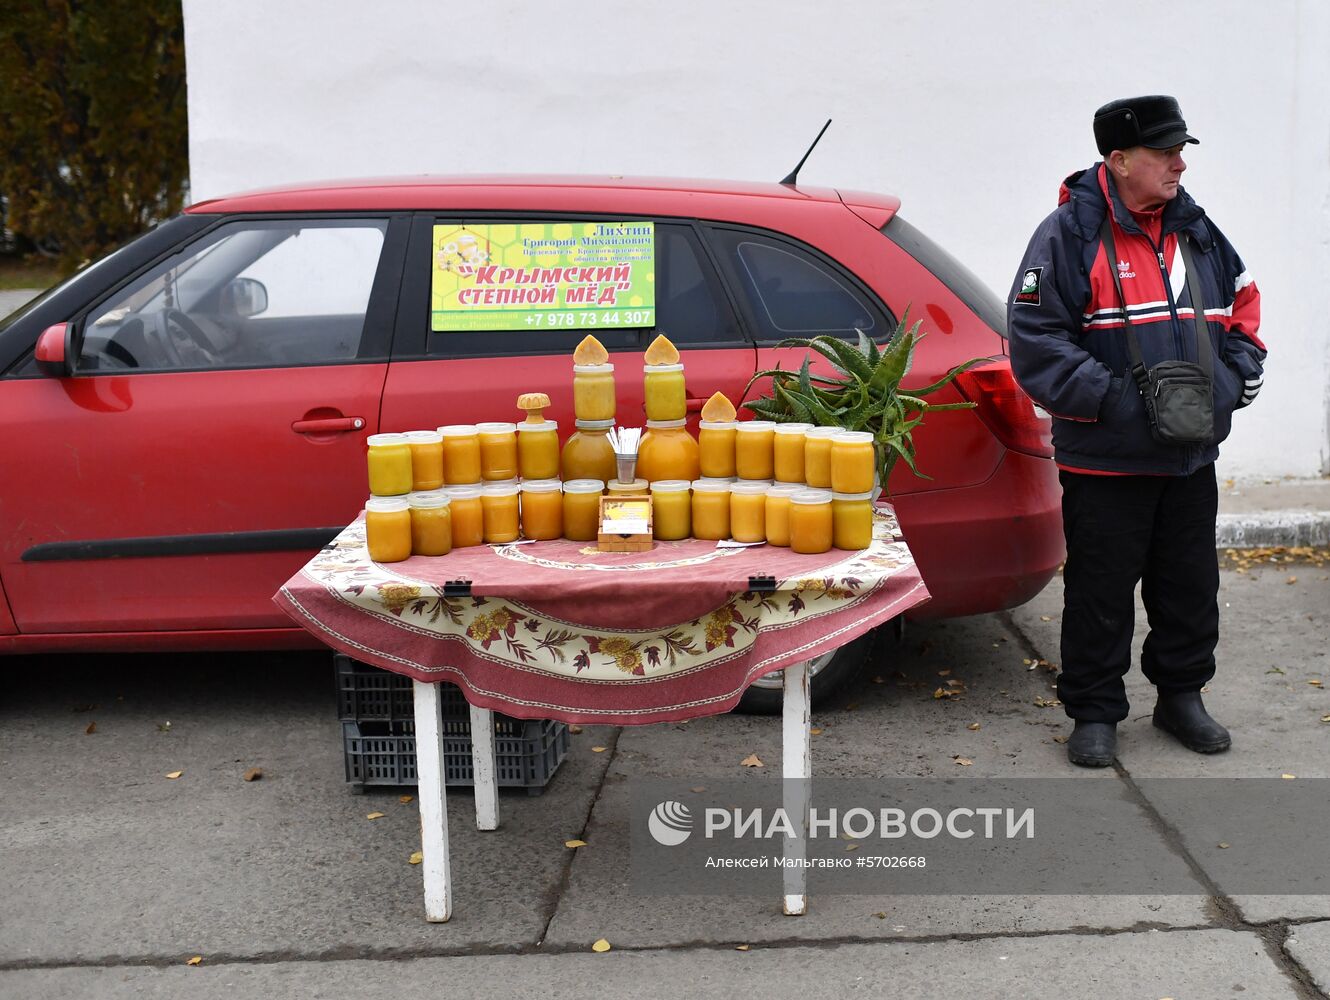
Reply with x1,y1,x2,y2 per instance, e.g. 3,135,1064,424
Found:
879,215,1007,338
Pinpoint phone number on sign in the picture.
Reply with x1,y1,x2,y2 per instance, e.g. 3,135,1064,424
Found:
526,310,654,327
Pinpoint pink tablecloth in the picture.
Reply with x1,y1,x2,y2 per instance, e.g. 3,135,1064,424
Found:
275,509,929,725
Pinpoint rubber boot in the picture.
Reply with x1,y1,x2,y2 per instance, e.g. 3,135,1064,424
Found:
1152,691,1231,753
1066,721,1117,767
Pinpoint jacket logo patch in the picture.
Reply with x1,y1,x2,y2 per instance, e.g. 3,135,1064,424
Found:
1117,259,1135,279
1015,267,1043,305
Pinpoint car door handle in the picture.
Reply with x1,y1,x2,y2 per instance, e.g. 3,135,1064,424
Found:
292,416,366,434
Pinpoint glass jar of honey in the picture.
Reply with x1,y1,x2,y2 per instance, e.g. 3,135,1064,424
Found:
698,419,737,479
519,479,563,540
438,425,482,485
561,418,617,482
444,485,484,547
607,477,649,496
637,419,699,484
573,363,616,421
734,420,776,481
643,363,686,421
365,496,411,562
803,426,840,489
773,423,813,484
729,481,770,543
690,478,731,541
830,431,876,495
832,491,874,551
366,433,413,497
764,482,805,547
789,489,834,554
476,422,519,482
404,431,445,491
649,480,692,540
516,420,560,481
562,479,604,541
480,481,520,543
407,490,452,556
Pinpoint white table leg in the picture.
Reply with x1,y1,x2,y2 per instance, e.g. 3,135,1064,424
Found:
469,704,500,831
412,679,451,922
782,659,811,916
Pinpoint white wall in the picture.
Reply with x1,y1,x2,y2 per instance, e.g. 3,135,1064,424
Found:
184,0,1330,478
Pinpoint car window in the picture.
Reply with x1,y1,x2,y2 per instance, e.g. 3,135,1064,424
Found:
423,220,741,359
707,227,887,343
78,219,388,372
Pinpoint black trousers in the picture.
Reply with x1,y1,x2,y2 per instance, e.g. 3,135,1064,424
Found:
1057,464,1220,723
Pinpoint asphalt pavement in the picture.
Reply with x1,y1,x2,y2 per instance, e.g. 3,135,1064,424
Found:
2,554,1328,999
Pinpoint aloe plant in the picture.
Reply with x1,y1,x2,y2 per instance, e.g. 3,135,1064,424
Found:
740,312,991,490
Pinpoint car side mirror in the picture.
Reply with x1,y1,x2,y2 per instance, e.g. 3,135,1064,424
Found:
34,322,74,378
225,277,268,318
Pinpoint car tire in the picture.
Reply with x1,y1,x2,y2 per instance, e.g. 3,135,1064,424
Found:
735,618,901,715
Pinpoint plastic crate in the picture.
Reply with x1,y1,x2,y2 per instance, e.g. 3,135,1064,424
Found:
333,655,571,794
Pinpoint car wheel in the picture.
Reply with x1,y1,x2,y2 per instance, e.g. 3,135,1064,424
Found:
735,620,900,715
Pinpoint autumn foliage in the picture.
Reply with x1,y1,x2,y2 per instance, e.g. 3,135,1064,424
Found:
0,0,188,271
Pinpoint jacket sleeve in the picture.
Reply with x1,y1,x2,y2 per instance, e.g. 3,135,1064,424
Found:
1007,215,1112,422
1206,220,1265,409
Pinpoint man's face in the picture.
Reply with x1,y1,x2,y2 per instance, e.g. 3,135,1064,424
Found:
1116,144,1188,210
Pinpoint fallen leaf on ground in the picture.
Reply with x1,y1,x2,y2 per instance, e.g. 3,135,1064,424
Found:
186,956,202,966
85,722,96,735
1309,679,1324,688
242,768,262,782
1320,715,1330,724
399,795,414,804
735,944,750,951
872,676,885,685
933,687,957,700
1287,576,1298,585
165,771,183,779
591,938,611,953
569,724,584,734
938,669,952,676
810,728,824,736
157,721,172,733
408,851,423,865
565,839,587,849
1218,843,1230,849
1282,774,1296,780
1033,696,1061,708
967,723,981,731
591,746,607,753
1053,735,1069,744
366,812,386,821
1267,667,1286,675
690,786,706,793
954,756,973,766
741,754,764,768
1040,615,1052,622
873,912,887,919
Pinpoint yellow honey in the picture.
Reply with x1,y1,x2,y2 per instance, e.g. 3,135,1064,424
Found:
445,486,484,547
803,426,839,489
773,423,813,484
830,431,876,495
404,430,445,491
519,480,563,540
476,422,519,482
438,425,482,485
562,479,605,541
408,491,452,556
764,483,805,547
690,479,731,541
637,419,699,484
698,420,737,479
735,421,775,481
650,480,692,540
729,481,769,543
832,491,874,551
789,490,834,554
366,433,413,497
365,496,411,562
561,418,617,482
516,421,560,481
573,363,616,421
480,481,520,543
643,363,687,421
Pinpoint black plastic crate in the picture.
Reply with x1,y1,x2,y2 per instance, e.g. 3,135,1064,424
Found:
334,655,571,794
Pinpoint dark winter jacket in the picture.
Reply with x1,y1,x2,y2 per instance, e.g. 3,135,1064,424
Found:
1007,163,1264,475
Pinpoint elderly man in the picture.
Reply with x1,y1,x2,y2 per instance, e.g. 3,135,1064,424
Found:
1007,95,1264,767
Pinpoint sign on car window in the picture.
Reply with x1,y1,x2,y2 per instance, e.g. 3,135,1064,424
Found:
430,222,655,332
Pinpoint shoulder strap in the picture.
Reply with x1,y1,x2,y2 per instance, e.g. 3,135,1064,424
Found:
1098,218,1148,384
1175,233,1213,379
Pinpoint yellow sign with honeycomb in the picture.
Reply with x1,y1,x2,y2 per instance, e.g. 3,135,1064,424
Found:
431,221,655,332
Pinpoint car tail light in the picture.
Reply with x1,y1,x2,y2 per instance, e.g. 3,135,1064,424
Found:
954,359,1053,458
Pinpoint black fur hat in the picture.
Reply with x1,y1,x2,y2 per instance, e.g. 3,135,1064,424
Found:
1093,95,1198,156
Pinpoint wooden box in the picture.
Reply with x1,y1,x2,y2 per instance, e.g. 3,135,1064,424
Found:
597,495,654,552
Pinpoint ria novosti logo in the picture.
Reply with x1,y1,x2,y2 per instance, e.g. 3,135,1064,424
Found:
647,800,694,846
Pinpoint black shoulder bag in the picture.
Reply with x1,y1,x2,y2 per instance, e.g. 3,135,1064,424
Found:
1100,219,1214,445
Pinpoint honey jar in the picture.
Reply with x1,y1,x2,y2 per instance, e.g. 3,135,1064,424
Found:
365,496,411,562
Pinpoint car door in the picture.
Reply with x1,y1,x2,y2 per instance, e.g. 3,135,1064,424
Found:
0,214,407,634
379,213,754,449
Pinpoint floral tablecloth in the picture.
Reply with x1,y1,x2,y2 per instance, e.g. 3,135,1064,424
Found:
275,509,929,725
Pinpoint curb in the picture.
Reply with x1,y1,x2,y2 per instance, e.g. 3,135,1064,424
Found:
1216,511,1330,549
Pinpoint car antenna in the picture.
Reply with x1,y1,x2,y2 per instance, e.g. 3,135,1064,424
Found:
780,119,832,187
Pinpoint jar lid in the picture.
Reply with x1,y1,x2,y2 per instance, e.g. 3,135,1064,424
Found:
437,424,478,437
832,491,876,501
444,485,483,499
482,481,520,497
643,363,684,373
730,481,771,495
404,430,443,444
736,420,776,433
365,496,409,512
790,489,833,505
573,363,614,373
690,478,732,493
366,433,409,447
650,479,691,493
520,478,562,493
607,478,648,491
407,490,451,508
833,430,875,444
774,423,815,435
476,422,517,434
699,420,737,430
767,483,806,497
804,426,841,439
574,418,615,430
516,420,558,433
562,479,605,494
645,418,687,429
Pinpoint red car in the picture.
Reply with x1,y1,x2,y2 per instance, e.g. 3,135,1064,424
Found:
0,176,1062,709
